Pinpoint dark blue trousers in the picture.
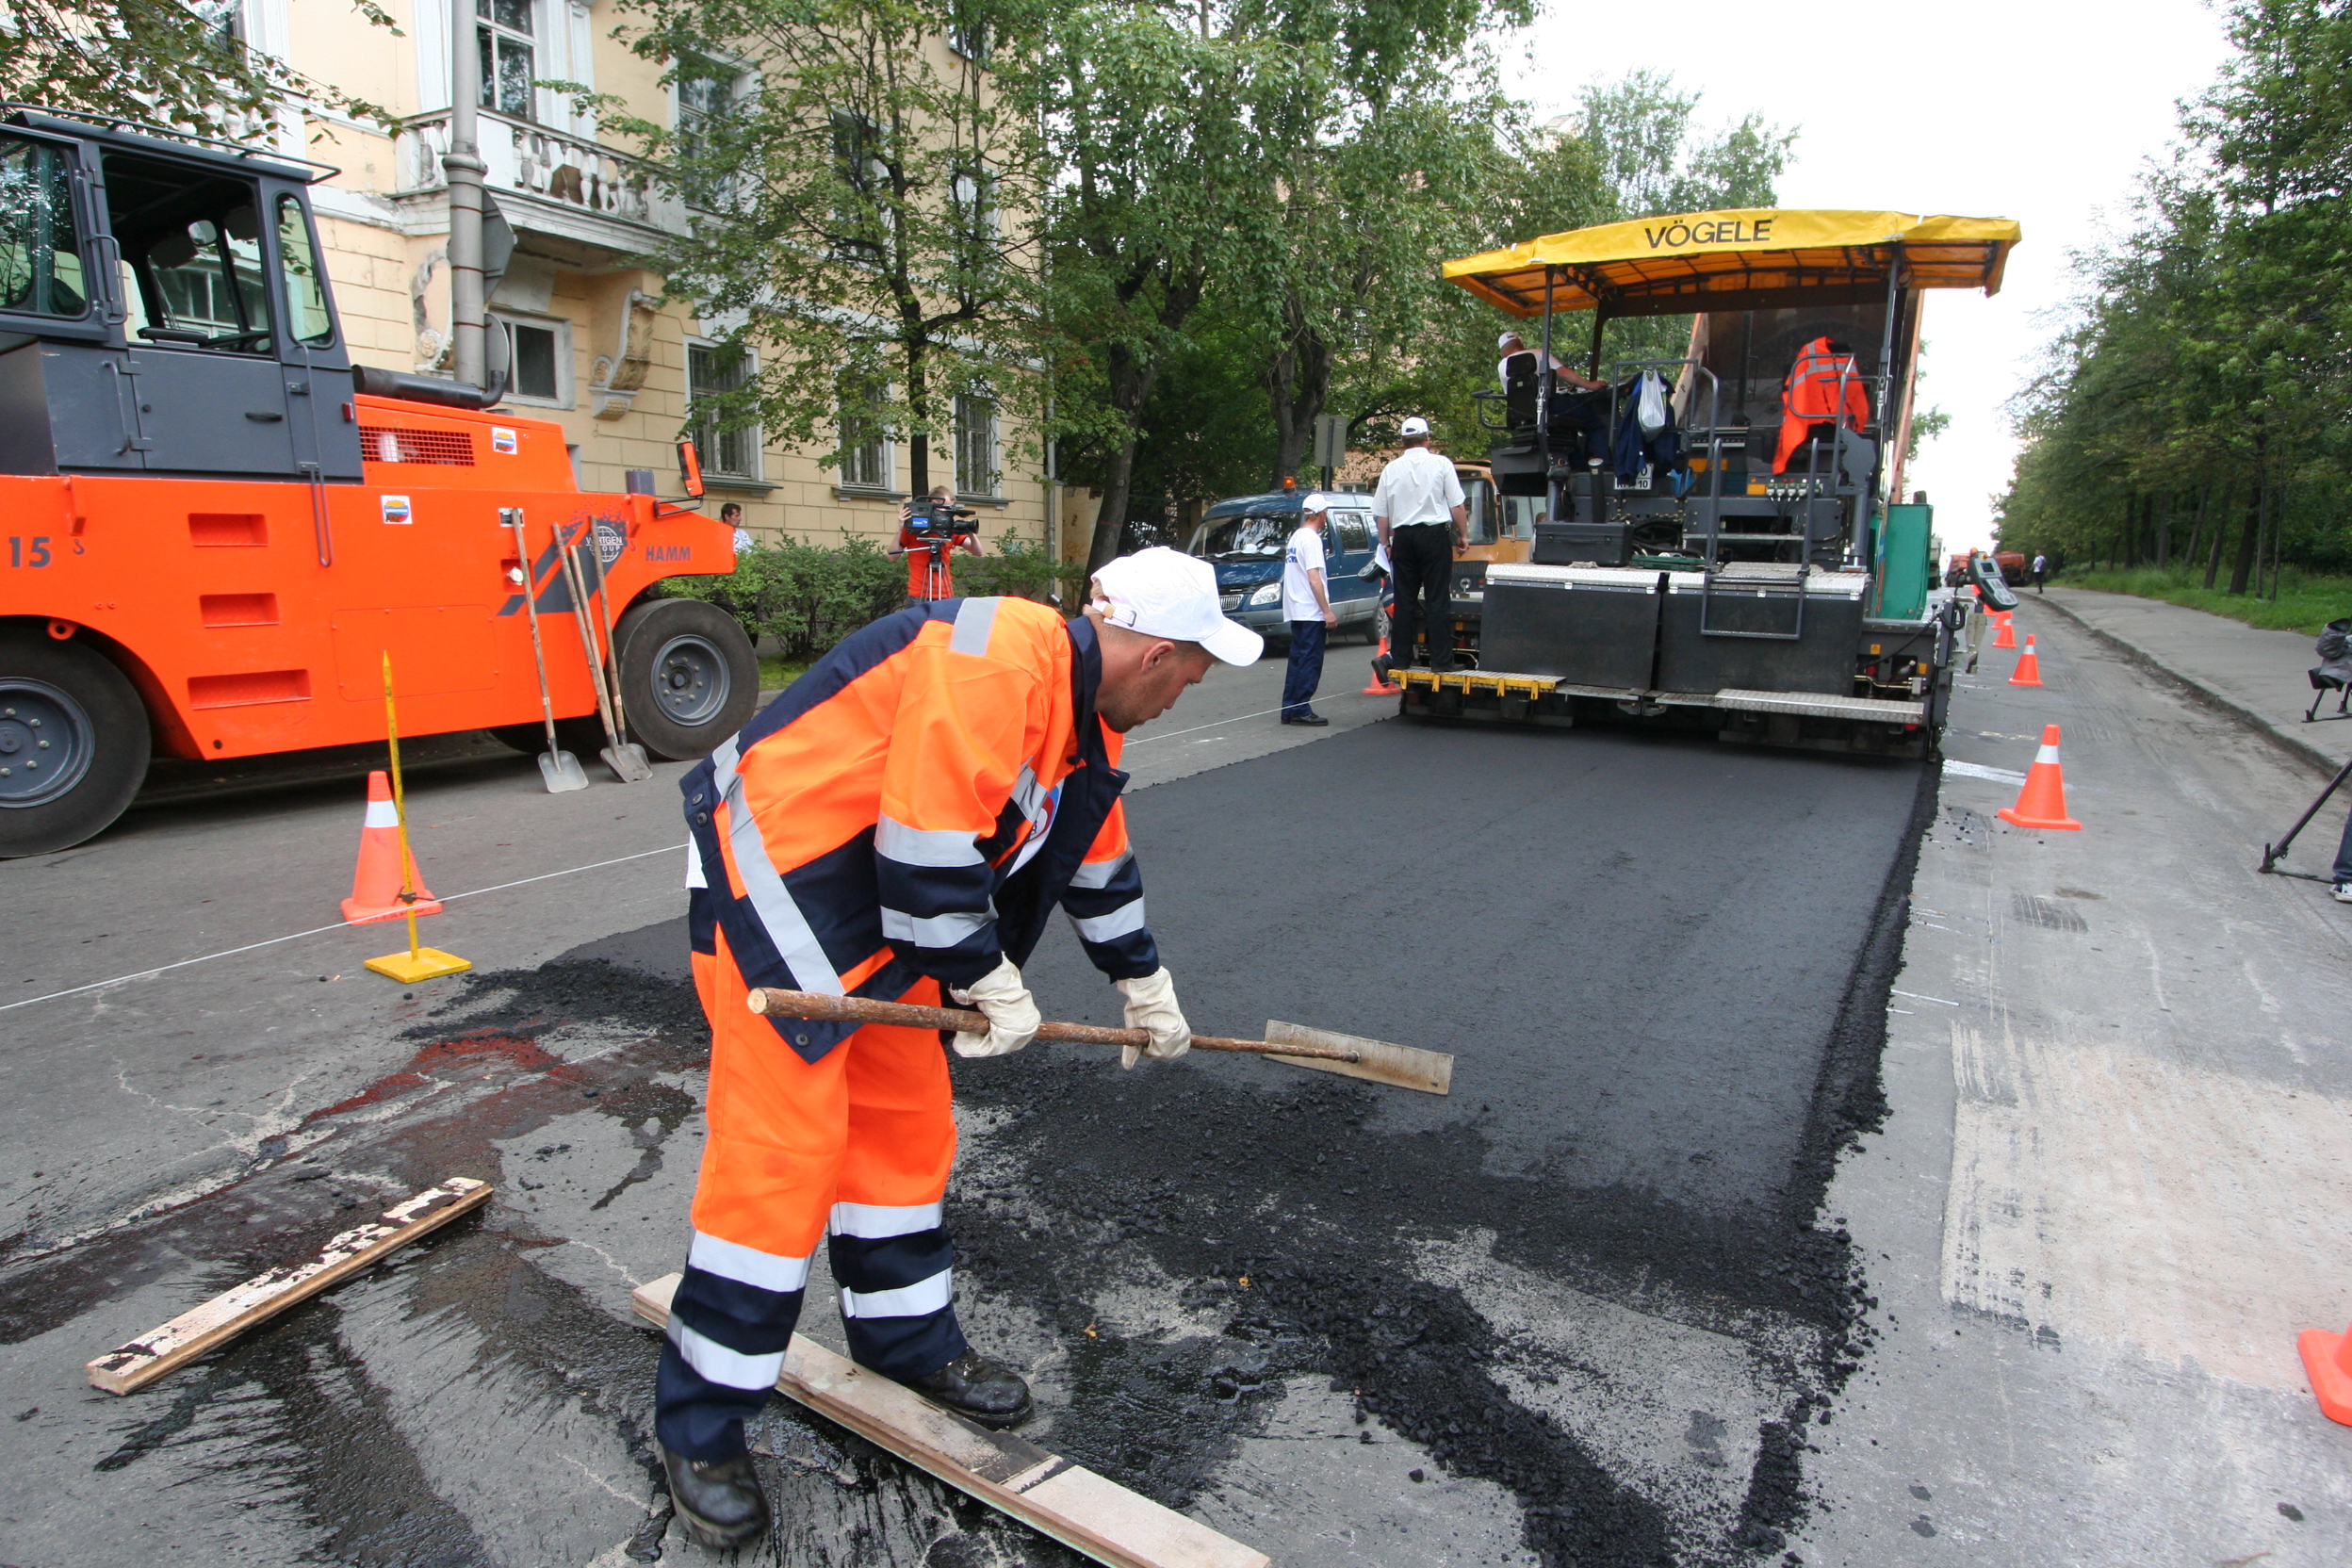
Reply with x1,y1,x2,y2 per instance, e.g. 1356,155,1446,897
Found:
1282,618,1327,718
2333,800,2352,885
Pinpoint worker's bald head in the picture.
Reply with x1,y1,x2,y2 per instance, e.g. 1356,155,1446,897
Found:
1086,612,1216,733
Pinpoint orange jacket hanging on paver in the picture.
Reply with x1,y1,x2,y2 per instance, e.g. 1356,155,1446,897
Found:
1773,337,1871,473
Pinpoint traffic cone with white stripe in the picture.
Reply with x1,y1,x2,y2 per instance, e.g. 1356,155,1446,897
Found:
341,769,444,923
1997,724,2081,831
2298,1320,2352,1425
2009,633,2044,687
1991,612,2017,649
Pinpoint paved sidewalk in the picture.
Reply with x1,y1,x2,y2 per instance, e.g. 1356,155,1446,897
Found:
2034,586,2350,771
1804,601,2352,1564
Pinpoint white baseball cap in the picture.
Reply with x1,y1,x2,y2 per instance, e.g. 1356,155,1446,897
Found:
1497,331,1522,349
1399,416,1430,436
1091,547,1264,666
1299,492,1333,513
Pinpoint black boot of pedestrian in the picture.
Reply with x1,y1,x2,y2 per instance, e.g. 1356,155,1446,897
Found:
897,1349,1034,1428
660,1444,771,1549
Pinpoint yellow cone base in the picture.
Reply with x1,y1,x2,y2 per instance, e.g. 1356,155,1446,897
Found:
365,946,474,983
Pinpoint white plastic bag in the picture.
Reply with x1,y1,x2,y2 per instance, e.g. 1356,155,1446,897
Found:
1636,368,1668,436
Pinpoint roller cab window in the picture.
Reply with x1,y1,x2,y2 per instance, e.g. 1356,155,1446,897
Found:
0,134,89,320
106,151,274,355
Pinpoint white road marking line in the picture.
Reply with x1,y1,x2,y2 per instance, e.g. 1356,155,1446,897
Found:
1942,759,2028,785
1891,988,1961,1006
2,842,689,1014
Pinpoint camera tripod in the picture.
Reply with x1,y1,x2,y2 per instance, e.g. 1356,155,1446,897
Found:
2258,752,2352,882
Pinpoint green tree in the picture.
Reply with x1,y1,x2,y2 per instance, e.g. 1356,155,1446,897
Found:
607,0,1036,496
0,0,397,136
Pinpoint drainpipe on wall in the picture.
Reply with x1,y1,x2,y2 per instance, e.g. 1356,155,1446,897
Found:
446,0,487,388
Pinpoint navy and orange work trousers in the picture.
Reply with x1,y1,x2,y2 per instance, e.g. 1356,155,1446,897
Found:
655,931,966,1462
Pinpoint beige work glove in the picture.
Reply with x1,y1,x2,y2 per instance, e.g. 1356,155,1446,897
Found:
1114,967,1190,1070
948,957,1039,1058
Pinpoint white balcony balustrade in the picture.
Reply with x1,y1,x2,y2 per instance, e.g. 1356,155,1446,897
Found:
392,111,684,238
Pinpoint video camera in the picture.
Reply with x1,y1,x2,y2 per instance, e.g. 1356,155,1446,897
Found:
905,498,977,541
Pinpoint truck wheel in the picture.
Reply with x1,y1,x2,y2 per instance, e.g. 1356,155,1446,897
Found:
612,598,760,760
1367,601,1392,646
0,629,152,857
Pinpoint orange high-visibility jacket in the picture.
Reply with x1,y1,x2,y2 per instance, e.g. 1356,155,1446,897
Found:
682,597,1153,1064
1773,336,1871,473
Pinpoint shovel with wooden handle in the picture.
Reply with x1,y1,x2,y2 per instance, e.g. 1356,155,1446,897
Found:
501,509,589,792
746,988,1452,1096
555,526,653,783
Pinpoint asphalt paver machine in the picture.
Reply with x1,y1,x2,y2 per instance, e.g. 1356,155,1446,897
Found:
1404,208,2020,758
0,108,759,854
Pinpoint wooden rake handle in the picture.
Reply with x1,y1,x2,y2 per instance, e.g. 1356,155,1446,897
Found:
745,988,1363,1064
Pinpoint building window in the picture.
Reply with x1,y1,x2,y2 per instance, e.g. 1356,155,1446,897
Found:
829,110,888,259
955,390,998,498
839,375,889,489
194,0,243,51
950,165,997,244
948,7,989,62
689,340,760,480
677,57,742,208
496,312,570,406
477,0,536,121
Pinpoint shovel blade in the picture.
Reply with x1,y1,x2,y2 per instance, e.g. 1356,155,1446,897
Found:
600,744,655,784
538,750,591,792
1263,1020,1451,1096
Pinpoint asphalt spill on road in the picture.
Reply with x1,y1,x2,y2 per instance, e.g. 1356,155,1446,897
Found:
4,723,1930,1566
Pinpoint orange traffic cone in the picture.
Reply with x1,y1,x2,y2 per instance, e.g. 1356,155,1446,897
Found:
1991,612,2017,649
341,769,443,924
2298,1322,2352,1425
2009,633,2044,687
1363,634,1402,695
1997,724,2082,831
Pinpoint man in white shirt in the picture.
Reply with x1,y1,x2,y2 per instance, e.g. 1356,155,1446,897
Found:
1371,417,1467,676
1280,496,1338,726
2032,552,2049,593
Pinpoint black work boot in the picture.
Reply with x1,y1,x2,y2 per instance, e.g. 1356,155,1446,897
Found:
660,1444,771,1550
897,1350,1034,1429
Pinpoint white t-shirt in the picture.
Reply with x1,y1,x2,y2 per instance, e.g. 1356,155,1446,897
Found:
1373,446,1465,530
1281,525,1328,622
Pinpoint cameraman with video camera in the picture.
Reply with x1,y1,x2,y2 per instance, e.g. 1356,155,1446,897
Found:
898,484,985,603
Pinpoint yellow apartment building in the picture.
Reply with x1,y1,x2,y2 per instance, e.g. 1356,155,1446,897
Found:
228,0,1052,550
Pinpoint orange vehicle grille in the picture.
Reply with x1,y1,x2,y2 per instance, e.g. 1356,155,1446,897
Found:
359,425,478,466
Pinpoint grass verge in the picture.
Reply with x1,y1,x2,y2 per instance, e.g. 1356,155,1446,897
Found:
2055,566,2352,638
758,655,808,692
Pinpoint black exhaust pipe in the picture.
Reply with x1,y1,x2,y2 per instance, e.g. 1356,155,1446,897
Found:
351,361,509,412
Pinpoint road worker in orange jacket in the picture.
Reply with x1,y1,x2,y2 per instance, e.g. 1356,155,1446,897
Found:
655,547,1264,1548
1773,335,1872,474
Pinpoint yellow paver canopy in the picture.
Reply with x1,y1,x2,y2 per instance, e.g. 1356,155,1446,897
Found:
1443,209,2022,318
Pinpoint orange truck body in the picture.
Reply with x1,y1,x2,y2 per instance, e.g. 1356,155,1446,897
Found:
1,395,728,762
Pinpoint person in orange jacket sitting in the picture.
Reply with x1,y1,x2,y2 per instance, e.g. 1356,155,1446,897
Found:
1773,336,1872,474
654,548,1263,1549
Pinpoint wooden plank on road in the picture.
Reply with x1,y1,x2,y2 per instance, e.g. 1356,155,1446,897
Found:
87,1177,493,1395
631,1271,1268,1568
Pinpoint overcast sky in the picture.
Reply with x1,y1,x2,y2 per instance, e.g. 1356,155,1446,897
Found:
1507,0,2236,551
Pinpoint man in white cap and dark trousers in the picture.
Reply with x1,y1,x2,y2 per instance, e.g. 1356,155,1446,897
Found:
656,547,1261,1548
1372,417,1467,678
1280,494,1339,726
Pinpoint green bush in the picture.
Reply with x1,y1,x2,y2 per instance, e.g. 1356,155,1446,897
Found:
662,531,1089,662
2059,564,2352,638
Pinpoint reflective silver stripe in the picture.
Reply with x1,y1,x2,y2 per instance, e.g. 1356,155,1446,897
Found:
665,1317,786,1390
1005,825,1053,878
1070,897,1147,943
875,813,983,868
950,597,1000,657
713,743,845,996
840,1267,954,1320
882,906,993,947
1067,851,1131,890
688,1230,812,1293
684,839,707,890
830,1200,944,1239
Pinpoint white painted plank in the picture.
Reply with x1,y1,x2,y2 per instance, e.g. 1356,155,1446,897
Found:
630,1272,1268,1568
